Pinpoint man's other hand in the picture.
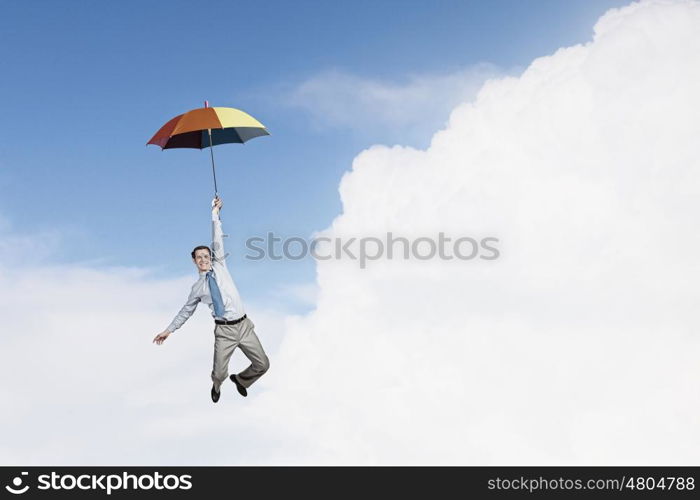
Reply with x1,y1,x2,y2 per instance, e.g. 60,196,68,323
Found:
153,330,171,345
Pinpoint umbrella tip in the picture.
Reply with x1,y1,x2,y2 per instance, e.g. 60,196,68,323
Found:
204,100,209,108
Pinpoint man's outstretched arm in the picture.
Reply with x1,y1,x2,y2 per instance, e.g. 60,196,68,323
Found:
153,288,201,345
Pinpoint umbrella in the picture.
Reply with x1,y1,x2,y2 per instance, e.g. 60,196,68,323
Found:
147,101,269,197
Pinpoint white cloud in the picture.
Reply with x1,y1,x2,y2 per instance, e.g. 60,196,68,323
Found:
2,0,700,466
0,255,290,464
241,0,700,464
286,64,504,144
0,215,64,262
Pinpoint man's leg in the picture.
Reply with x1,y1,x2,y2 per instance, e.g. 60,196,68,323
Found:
233,317,270,389
211,325,239,392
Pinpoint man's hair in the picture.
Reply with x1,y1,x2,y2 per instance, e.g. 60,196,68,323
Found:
191,245,212,259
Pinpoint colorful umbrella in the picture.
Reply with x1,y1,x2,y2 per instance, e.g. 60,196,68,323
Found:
147,101,269,196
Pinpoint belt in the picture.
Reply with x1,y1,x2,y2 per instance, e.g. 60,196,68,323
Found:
215,314,247,326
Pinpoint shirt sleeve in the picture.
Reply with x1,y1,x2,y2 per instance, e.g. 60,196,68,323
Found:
211,213,228,267
166,286,201,333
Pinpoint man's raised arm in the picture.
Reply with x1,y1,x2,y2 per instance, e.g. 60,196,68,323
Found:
211,196,227,266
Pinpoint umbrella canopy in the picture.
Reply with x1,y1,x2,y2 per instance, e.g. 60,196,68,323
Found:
147,106,269,149
147,103,270,197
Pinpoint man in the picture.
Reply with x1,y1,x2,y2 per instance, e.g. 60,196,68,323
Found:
153,197,270,403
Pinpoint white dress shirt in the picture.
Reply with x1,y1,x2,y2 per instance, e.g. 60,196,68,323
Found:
166,211,246,333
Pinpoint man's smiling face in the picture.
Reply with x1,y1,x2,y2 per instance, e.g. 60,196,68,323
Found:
193,248,212,272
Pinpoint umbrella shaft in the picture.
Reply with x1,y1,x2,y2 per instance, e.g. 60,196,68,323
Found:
207,129,218,196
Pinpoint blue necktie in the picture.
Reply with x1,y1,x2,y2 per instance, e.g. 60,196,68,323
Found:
206,270,226,318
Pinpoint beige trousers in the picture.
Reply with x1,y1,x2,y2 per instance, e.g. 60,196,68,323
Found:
211,317,270,391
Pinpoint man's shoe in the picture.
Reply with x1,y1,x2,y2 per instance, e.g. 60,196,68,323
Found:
230,374,248,397
211,385,220,403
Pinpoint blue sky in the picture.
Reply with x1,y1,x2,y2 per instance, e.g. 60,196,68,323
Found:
0,0,628,309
